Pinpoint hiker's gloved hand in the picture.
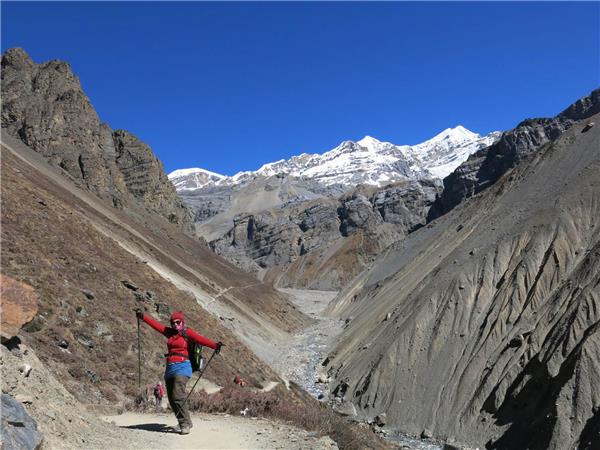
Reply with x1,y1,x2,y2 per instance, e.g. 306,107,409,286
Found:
135,308,143,320
215,341,224,354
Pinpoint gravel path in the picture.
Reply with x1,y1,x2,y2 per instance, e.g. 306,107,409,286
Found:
105,412,337,449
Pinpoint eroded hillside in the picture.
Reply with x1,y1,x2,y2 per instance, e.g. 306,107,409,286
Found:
323,112,600,449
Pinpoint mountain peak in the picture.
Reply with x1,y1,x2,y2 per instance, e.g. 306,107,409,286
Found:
427,125,479,144
356,135,381,148
169,167,225,179
168,167,227,191
1,47,35,70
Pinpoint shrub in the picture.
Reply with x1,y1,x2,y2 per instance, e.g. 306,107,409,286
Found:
101,388,118,402
185,386,390,450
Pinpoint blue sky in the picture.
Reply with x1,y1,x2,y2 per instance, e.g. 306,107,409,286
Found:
2,2,599,175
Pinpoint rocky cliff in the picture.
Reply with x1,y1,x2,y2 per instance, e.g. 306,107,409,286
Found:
209,179,441,289
1,47,192,231
323,106,600,449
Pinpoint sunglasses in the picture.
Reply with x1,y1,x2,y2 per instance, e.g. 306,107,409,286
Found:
171,320,182,325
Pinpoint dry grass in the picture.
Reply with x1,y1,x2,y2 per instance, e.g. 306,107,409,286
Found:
0,149,289,404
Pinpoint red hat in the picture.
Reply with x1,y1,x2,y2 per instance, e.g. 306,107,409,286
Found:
170,311,185,322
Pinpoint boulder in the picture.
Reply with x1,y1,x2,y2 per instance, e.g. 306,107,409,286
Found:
0,275,39,340
121,280,138,291
373,413,387,427
333,402,357,417
18,364,32,377
80,289,95,300
0,393,43,450
75,334,95,349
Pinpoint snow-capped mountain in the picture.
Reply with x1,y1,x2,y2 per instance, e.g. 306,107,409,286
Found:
169,126,500,190
169,167,227,191
413,126,501,179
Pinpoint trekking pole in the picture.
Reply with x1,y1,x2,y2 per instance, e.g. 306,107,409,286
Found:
136,314,142,391
181,350,218,409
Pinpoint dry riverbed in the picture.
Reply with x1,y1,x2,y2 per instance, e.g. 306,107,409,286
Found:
271,289,444,450
270,289,341,397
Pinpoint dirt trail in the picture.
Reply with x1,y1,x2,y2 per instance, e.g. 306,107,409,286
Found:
1,341,336,450
105,412,337,450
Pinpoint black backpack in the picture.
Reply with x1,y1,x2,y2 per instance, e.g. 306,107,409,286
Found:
181,328,204,372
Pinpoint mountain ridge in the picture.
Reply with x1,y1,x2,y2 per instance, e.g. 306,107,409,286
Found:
1,47,193,232
169,126,500,191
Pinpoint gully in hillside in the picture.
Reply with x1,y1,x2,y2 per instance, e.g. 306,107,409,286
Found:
135,310,223,434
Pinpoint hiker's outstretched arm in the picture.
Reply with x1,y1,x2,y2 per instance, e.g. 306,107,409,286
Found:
186,328,217,349
141,314,167,335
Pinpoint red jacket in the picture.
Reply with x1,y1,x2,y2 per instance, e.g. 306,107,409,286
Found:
142,314,217,364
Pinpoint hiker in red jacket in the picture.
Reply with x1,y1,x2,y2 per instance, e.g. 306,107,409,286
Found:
154,381,165,410
136,309,222,434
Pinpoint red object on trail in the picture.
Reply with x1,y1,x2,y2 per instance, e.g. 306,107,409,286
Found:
154,382,165,398
141,314,218,363
234,375,248,387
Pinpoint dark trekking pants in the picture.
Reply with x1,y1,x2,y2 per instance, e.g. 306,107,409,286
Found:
166,375,191,428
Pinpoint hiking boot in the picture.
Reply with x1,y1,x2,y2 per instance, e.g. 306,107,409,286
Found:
173,425,190,434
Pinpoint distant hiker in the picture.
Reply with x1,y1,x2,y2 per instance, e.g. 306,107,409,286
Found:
136,309,222,435
234,375,247,387
154,381,165,409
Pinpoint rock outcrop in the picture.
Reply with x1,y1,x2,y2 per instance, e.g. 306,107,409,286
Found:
324,109,600,450
112,129,191,226
372,179,439,235
210,179,441,289
0,275,39,340
430,88,600,218
1,47,192,231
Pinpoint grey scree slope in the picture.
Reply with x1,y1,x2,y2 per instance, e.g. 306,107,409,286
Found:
324,114,600,450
